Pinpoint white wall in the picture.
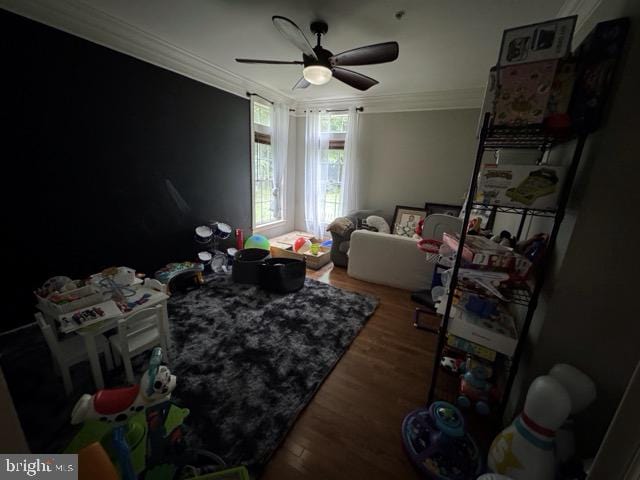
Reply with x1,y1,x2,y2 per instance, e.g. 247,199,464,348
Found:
358,109,479,216
292,108,480,230
507,0,640,458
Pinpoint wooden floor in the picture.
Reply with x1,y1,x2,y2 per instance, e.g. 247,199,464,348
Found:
262,264,440,480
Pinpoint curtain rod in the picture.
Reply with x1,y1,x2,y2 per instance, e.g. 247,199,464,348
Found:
246,93,363,112
246,92,274,105
289,107,364,113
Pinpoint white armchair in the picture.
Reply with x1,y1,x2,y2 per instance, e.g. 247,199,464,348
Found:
347,214,463,291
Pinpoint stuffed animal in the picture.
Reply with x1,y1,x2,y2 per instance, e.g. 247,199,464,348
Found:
365,215,390,234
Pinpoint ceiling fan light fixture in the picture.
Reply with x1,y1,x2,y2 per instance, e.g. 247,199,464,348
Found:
303,65,332,85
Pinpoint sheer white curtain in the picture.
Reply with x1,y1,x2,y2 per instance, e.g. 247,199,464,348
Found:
304,108,328,238
271,102,289,220
341,106,360,215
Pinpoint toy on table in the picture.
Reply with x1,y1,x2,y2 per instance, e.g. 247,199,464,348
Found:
401,401,483,479
71,306,106,325
116,293,152,313
155,262,205,292
457,356,498,415
244,234,270,251
488,375,572,480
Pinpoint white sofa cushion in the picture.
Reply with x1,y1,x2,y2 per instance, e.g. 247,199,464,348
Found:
347,230,433,291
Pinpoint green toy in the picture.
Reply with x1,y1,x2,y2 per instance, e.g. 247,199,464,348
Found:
244,234,270,251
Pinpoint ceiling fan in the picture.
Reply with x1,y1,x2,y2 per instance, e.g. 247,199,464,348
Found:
236,16,399,91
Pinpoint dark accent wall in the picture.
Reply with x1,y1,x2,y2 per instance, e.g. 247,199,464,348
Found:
2,9,251,331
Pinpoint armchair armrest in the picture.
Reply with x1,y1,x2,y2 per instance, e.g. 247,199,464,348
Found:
347,230,434,291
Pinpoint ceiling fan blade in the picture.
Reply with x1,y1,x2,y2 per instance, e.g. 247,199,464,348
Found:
332,67,379,91
292,77,310,90
236,58,303,65
272,16,317,60
330,41,399,66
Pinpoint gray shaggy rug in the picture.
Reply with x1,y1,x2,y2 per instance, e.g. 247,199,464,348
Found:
0,273,377,477
166,273,378,474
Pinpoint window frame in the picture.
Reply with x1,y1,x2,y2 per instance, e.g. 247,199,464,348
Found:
318,112,348,225
251,100,285,230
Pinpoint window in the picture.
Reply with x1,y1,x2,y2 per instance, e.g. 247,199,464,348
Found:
319,113,348,223
253,102,282,227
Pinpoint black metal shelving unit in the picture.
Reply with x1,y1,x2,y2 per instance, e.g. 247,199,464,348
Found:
426,112,588,425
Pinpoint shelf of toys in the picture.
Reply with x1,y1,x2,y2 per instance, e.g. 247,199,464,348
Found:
404,14,629,480
426,108,589,426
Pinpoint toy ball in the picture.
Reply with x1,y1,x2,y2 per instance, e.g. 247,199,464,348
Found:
244,234,270,251
293,237,311,253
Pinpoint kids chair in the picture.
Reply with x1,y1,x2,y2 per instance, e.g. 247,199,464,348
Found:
109,305,170,385
36,312,114,396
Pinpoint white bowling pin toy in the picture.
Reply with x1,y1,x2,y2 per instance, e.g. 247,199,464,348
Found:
488,376,571,480
549,364,597,463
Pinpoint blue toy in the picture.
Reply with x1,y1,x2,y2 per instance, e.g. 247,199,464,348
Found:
457,357,497,415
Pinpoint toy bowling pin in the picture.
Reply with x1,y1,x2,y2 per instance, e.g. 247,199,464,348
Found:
549,363,596,463
487,376,571,480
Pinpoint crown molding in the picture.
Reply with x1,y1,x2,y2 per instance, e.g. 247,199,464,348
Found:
0,0,293,105
1,0,486,114
558,0,602,35
292,88,484,115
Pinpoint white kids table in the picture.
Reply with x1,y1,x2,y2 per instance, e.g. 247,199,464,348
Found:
38,286,170,390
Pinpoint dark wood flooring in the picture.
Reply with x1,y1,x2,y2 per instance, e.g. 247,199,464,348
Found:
262,264,440,480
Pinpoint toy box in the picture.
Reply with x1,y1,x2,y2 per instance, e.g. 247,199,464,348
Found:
443,233,532,276
269,231,331,270
498,16,576,67
476,163,566,209
494,60,558,127
569,18,630,133
448,304,518,356
446,334,497,362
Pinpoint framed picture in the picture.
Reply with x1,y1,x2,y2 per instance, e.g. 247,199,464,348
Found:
424,202,462,217
391,205,427,237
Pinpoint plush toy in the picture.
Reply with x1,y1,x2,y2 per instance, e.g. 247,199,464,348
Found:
365,215,390,234
467,217,483,235
491,230,515,247
71,349,176,425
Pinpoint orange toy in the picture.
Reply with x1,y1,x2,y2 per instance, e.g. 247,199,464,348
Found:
78,442,119,480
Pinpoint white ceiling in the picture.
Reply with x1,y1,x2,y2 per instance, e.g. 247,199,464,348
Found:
57,0,563,103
